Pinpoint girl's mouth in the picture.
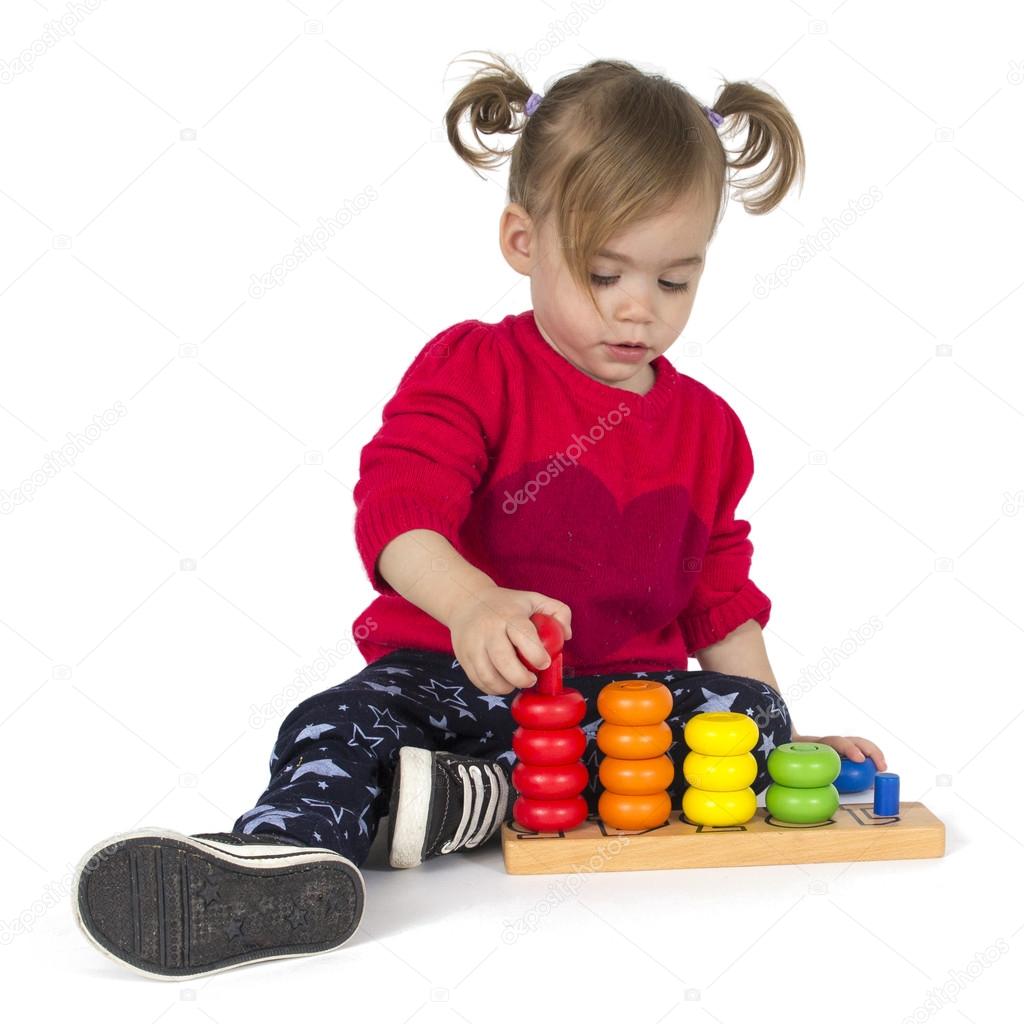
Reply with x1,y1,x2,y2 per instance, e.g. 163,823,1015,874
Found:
604,342,648,362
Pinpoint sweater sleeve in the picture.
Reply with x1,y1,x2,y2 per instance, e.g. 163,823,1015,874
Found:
352,320,500,596
678,396,772,652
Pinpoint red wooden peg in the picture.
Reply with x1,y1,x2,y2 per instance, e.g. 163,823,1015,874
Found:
509,612,588,832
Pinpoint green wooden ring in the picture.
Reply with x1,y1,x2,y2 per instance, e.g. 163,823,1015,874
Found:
767,742,841,788
765,782,839,823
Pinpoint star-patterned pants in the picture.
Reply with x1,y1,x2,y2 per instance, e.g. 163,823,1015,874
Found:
231,647,793,866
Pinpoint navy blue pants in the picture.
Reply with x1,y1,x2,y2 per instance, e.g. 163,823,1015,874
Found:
232,648,793,866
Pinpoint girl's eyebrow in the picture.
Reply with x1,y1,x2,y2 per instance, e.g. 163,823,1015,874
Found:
596,248,703,268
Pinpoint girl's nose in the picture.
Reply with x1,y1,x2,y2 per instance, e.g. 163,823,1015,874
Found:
614,293,655,324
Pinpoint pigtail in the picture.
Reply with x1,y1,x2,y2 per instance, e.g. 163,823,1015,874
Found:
443,50,535,175
711,79,806,215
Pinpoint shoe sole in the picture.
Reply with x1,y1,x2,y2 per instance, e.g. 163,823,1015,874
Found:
388,747,433,869
72,828,365,980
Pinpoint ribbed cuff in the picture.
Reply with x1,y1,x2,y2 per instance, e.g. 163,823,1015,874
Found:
679,578,772,653
354,494,461,596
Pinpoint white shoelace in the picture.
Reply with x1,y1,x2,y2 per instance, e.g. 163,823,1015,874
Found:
440,763,510,854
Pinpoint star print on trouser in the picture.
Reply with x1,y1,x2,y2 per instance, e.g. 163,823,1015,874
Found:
231,649,794,864
231,648,524,866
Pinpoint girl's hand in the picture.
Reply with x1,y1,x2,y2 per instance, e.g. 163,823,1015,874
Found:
791,732,888,773
448,584,573,695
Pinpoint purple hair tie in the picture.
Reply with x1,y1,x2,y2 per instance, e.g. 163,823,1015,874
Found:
525,91,543,116
702,104,724,127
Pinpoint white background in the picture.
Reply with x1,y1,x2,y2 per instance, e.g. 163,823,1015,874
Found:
2,0,1022,1019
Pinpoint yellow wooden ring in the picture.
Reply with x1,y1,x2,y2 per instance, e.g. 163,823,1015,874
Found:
684,711,759,756
682,785,757,826
683,751,757,791
597,721,672,759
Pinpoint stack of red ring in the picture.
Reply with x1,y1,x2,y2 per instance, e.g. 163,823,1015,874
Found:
509,613,589,832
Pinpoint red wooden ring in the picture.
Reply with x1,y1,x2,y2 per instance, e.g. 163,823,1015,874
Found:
512,726,587,765
513,794,588,832
511,688,586,729
512,760,588,800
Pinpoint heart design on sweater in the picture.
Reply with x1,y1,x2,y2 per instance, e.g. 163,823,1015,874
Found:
468,462,712,666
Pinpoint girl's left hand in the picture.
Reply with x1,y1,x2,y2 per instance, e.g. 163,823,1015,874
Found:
791,732,888,772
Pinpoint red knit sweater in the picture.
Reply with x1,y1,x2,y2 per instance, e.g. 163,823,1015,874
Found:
351,309,771,677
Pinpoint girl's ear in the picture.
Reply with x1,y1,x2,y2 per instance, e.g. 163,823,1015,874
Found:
498,202,537,275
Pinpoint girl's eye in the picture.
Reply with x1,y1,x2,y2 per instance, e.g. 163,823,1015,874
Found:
589,274,689,293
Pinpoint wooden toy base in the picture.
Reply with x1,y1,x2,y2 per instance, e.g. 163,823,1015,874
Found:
501,801,945,875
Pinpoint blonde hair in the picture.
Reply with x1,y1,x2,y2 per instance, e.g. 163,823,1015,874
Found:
444,50,805,317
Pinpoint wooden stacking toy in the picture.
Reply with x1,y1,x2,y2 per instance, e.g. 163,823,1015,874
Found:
596,680,674,830
681,711,760,826
509,613,588,832
501,691,947,874
766,742,841,823
500,626,946,875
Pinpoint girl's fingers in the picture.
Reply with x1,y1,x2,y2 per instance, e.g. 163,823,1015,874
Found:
469,643,515,694
532,598,572,643
831,736,888,771
507,619,550,673
489,636,538,690
821,737,856,759
555,610,572,642
855,738,888,771
845,736,886,766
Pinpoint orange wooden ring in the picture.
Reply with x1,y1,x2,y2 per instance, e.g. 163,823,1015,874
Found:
598,789,672,830
597,680,673,726
599,754,675,794
597,720,672,759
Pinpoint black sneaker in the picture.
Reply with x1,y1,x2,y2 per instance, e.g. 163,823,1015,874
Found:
386,747,513,869
72,827,364,980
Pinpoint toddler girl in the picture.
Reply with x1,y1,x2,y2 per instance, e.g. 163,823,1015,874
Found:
73,51,887,980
